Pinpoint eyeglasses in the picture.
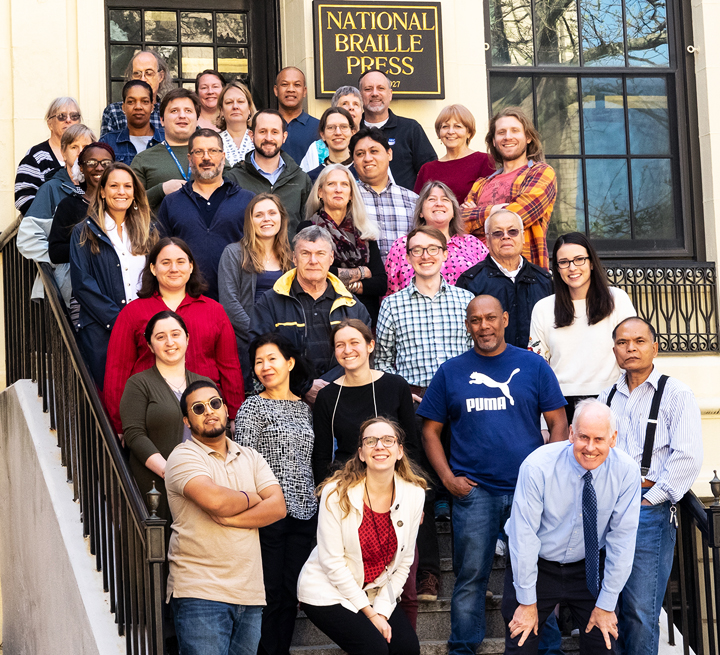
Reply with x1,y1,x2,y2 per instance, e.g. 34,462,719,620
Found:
408,245,445,257
325,124,352,134
490,228,521,239
132,69,157,79
362,435,398,448
190,148,223,158
189,396,224,416
49,112,81,122
83,159,113,170
556,256,590,269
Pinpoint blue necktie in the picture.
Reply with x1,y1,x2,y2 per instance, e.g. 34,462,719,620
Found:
583,470,600,598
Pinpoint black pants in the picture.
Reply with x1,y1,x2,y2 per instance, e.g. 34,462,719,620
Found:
564,395,598,426
302,602,420,655
502,557,616,654
414,403,441,578
258,514,318,655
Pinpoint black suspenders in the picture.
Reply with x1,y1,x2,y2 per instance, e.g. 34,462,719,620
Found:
606,375,669,477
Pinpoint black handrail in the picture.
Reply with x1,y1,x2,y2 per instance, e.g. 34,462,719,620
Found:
0,224,166,654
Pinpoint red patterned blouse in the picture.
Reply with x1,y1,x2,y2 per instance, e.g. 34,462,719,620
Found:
359,504,398,586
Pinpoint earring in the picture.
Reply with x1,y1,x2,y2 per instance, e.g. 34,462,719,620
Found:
133,203,138,210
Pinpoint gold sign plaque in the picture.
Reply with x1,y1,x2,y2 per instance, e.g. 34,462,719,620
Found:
313,0,444,99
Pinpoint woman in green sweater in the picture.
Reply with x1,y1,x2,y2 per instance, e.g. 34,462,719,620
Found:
119,309,212,520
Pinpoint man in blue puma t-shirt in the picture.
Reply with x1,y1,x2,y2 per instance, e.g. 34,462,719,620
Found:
418,294,567,655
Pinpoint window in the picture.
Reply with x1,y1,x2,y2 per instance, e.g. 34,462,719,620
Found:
107,7,249,102
486,0,699,258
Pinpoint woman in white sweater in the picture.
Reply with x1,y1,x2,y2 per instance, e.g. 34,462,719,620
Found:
528,232,636,422
297,417,426,655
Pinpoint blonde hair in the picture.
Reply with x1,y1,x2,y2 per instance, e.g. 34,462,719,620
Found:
306,164,381,241
216,80,257,130
317,417,427,517
240,193,293,273
434,104,476,144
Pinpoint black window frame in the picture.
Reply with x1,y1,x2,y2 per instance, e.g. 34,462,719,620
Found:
483,0,704,261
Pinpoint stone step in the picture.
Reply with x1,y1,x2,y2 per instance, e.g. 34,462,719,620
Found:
436,556,507,597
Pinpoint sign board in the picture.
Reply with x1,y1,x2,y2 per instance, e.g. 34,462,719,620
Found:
313,1,444,99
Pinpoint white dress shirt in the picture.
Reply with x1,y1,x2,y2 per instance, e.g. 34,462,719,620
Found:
104,213,146,303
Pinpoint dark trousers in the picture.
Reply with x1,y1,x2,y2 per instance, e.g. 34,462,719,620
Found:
302,602,420,655
258,514,317,655
502,557,616,654
563,395,598,426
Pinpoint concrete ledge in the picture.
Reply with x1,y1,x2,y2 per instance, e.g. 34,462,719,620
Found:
0,380,124,655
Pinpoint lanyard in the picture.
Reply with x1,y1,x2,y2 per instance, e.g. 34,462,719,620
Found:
163,141,189,181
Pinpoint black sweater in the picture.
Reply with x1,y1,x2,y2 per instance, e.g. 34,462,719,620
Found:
49,193,89,264
312,371,418,485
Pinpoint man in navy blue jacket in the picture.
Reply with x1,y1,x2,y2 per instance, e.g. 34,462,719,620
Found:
157,128,254,300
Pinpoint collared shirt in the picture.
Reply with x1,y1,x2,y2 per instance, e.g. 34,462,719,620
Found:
191,181,229,228
357,180,418,260
292,276,336,375
251,151,286,186
103,213,145,303
100,101,162,137
506,441,641,611
375,278,474,386
284,111,321,165
598,366,703,505
165,436,279,605
99,125,165,166
219,129,254,167
492,256,523,282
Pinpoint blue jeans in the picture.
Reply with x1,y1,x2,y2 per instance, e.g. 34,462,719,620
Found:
618,497,676,655
538,612,565,655
171,596,262,655
450,484,513,655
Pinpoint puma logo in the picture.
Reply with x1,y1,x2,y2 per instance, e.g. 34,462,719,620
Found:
468,369,520,406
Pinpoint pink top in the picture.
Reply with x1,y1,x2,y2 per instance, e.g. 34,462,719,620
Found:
414,152,496,203
384,233,489,297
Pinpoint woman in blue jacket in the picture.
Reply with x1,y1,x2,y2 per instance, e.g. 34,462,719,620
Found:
70,162,158,388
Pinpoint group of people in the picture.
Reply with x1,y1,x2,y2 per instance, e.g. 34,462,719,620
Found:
13,47,704,655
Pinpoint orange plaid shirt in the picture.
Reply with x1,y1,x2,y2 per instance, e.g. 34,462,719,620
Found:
461,160,557,270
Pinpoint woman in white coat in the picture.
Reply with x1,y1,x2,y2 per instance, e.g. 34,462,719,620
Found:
297,417,425,655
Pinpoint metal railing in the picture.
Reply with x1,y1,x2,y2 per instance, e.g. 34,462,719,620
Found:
605,261,719,353
0,218,166,655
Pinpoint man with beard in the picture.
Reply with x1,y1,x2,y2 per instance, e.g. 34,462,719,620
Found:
225,109,312,236
165,380,286,655
460,108,557,270
156,128,255,301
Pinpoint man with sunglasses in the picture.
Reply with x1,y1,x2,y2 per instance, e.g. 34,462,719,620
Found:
457,209,552,349
156,128,254,301
165,380,286,655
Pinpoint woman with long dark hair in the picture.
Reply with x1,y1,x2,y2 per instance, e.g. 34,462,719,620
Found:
233,332,316,655
298,417,425,655
529,232,636,421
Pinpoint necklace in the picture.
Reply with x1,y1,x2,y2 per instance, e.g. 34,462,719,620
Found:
330,370,378,450
164,375,186,393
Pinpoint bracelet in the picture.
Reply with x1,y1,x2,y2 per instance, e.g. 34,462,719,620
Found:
239,490,249,509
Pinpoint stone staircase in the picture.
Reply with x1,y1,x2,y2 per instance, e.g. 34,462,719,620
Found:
290,522,580,654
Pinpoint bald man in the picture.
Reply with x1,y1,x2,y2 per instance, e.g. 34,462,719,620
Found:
274,66,320,164
418,295,568,655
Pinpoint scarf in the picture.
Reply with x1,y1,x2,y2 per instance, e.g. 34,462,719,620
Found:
310,209,369,268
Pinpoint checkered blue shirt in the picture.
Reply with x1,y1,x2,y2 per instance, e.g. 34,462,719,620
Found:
357,179,418,260
375,278,475,386
100,101,162,137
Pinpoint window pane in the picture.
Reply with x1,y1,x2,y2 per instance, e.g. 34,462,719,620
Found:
182,46,214,77
581,0,624,66
490,76,533,117
489,0,534,66
582,77,626,155
217,13,248,44
156,45,179,78
536,76,580,155
110,45,138,78
586,159,630,239
632,159,675,238
626,0,668,66
109,9,141,42
627,77,670,155
111,81,126,104
181,12,213,44
218,47,249,77
536,0,579,65
547,158,585,238
145,11,176,43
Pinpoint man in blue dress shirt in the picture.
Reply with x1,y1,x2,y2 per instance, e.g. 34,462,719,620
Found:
504,399,641,654
274,67,320,165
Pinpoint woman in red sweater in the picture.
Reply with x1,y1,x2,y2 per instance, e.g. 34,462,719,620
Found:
103,236,244,434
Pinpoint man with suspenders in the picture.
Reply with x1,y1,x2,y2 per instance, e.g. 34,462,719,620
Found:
598,317,703,655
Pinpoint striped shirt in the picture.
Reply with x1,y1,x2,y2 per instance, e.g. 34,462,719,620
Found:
14,141,62,215
375,278,474,387
357,179,418,260
461,160,557,270
598,366,703,505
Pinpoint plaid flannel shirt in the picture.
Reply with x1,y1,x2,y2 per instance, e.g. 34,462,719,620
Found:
357,179,418,260
100,101,162,137
461,160,557,270
375,278,474,387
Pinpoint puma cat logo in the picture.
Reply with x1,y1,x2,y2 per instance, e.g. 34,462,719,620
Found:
468,368,520,406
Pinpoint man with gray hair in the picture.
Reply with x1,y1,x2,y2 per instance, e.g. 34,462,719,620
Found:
457,209,552,349
250,225,371,402
503,399,641,654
